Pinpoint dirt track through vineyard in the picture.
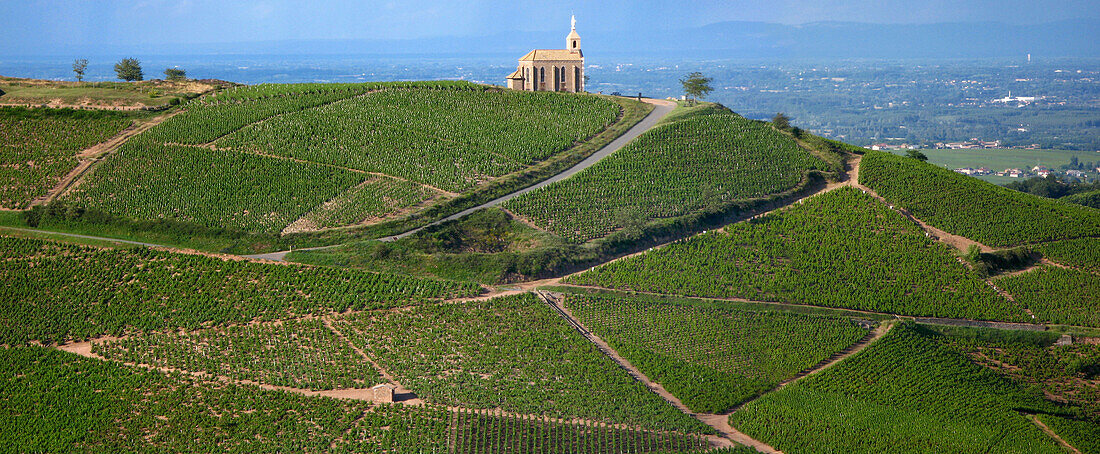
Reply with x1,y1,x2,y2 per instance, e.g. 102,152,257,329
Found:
53,331,730,448
29,109,183,207
535,290,782,453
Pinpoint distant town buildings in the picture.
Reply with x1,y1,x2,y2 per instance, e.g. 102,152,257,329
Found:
506,16,585,93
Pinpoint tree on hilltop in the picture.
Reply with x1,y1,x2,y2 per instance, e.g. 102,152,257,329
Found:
114,58,144,82
164,67,187,81
680,72,713,105
72,59,88,82
772,113,791,131
905,149,929,161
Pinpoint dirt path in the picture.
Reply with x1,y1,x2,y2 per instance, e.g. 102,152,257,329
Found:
54,335,725,447
549,283,1055,331
1027,414,1083,454
848,156,995,253
535,290,781,453
321,317,423,403
29,110,183,207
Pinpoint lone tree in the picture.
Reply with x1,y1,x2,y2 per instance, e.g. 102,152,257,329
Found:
772,113,791,131
679,72,713,105
72,59,88,82
164,67,187,81
905,149,929,161
114,58,144,81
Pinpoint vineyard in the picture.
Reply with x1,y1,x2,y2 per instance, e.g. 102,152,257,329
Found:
65,81,622,233
0,107,131,208
1034,237,1100,273
504,111,832,242
217,88,620,193
0,236,480,345
65,143,367,233
935,325,1100,452
0,346,451,453
331,293,712,434
858,150,1100,247
563,293,869,413
447,408,717,454
567,187,1021,321
729,323,1065,453
994,266,1100,327
291,175,441,232
94,319,381,391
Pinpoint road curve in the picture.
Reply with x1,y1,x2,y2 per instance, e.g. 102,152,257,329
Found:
242,97,677,261
376,98,678,242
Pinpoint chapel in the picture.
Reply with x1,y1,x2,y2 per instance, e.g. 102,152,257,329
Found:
506,16,584,93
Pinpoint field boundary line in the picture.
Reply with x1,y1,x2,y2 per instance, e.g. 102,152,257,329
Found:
1026,414,1083,454
51,335,728,447
535,290,779,453
28,109,184,207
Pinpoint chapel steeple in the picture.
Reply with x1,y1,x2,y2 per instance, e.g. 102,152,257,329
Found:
567,15,581,53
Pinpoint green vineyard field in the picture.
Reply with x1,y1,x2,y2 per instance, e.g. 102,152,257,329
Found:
567,187,1020,321
729,323,1065,453
995,266,1100,327
563,293,869,413
332,293,712,434
0,107,131,208
66,143,366,233
505,110,831,242
0,346,449,453
94,319,380,391
0,236,480,345
218,88,619,193
1034,237,1100,273
858,150,1100,247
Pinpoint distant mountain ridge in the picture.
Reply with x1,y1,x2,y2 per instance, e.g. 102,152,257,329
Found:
6,19,1098,59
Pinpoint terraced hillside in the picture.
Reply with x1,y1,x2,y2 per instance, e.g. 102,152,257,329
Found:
505,107,836,242
62,82,624,234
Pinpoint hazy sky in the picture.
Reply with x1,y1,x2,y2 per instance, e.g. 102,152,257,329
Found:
3,0,1099,47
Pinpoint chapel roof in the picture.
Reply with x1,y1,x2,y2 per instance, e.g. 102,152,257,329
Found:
518,49,583,62
506,68,524,79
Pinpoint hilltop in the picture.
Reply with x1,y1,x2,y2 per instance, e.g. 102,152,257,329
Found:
0,78,1097,453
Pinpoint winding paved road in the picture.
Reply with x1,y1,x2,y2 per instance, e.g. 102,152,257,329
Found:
243,98,676,261
376,98,677,242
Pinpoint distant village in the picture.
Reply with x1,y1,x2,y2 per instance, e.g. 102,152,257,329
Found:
868,138,1042,152
953,165,1096,179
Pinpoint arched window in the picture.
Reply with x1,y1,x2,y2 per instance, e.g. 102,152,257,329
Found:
573,41,577,49
539,67,545,86
553,67,559,91
574,67,581,91
560,66,566,82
